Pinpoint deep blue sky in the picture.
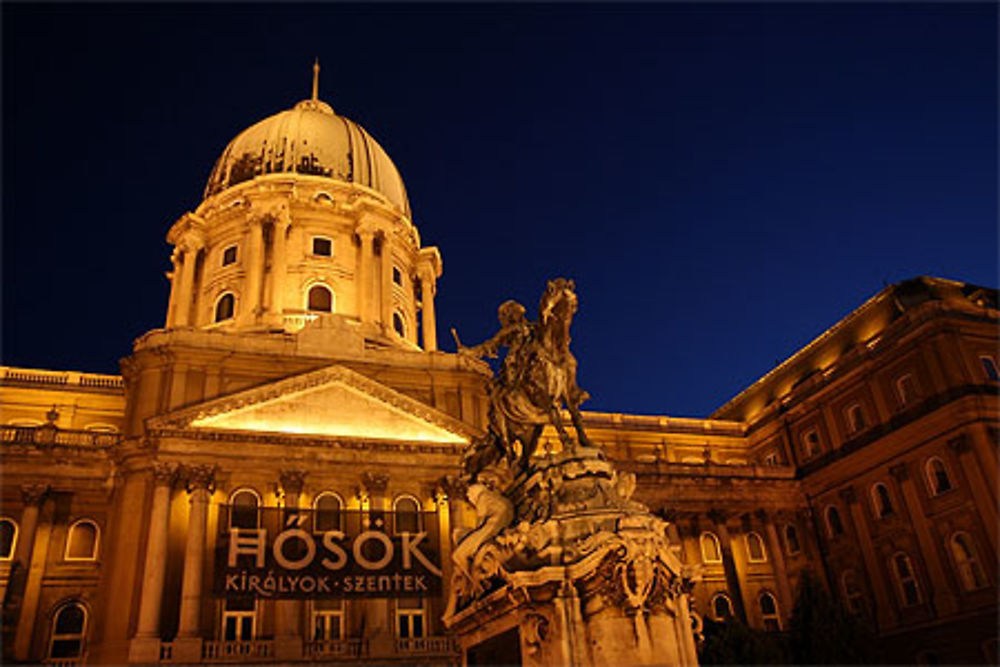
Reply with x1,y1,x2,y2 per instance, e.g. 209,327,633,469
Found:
3,3,997,418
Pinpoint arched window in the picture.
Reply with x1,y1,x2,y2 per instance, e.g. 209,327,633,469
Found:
846,403,866,434
307,285,333,312
801,429,821,458
0,518,17,559
841,570,864,614
65,520,99,561
700,532,722,563
950,532,987,591
392,311,406,338
214,292,236,322
980,355,999,382
871,483,894,519
229,488,261,531
49,601,88,659
925,458,953,496
711,593,733,621
895,374,918,407
783,524,800,555
891,552,922,607
313,492,343,532
825,506,844,538
394,495,421,534
759,592,781,631
746,532,767,562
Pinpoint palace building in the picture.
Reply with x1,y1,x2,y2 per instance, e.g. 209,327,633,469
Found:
1,77,997,665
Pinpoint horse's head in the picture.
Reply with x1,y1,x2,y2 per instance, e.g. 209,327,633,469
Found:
540,278,578,324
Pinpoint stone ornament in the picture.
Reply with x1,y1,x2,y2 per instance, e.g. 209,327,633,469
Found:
443,281,697,665
183,464,216,493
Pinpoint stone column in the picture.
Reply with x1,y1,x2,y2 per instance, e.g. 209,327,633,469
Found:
709,510,749,625
889,462,957,616
12,484,47,580
949,435,998,548
757,511,794,617
176,466,215,642
270,209,291,322
357,226,376,324
175,242,201,327
10,484,52,662
165,249,181,328
129,464,178,662
379,231,393,331
418,270,437,351
275,470,307,660
241,218,265,325
360,472,392,657
840,487,895,631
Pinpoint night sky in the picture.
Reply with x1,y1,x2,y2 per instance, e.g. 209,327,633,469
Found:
3,3,996,418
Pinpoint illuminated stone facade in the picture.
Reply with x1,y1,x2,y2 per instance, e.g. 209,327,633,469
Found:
0,85,997,665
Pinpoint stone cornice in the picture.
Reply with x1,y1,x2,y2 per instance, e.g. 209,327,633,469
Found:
148,427,466,456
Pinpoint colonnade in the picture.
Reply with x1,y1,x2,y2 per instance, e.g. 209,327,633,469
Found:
127,463,457,663
164,209,440,351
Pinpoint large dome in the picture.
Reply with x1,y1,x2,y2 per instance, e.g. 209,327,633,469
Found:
203,98,411,216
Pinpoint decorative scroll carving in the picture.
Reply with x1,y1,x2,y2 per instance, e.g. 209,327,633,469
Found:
361,471,389,495
279,469,308,496
21,483,50,506
184,464,216,493
889,462,910,481
151,462,178,487
947,434,971,454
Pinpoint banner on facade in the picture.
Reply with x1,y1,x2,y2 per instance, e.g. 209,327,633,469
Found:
212,505,443,599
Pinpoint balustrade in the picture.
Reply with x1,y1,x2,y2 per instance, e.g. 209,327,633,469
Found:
202,640,274,662
304,638,368,659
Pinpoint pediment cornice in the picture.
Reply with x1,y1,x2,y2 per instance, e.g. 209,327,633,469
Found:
147,364,480,444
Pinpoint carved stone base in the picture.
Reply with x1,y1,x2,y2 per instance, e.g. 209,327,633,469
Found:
446,562,698,666
444,448,700,665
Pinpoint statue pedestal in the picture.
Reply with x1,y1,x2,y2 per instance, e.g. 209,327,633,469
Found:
444,451,700,666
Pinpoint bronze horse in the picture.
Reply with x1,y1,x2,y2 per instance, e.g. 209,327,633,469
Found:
461,279,593,477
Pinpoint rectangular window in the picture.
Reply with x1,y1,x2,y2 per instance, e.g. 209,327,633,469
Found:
392,266,403,286
222,598,255,641
222,245,238,266
396,598,425,639
312,237,333,257
312,599,344,641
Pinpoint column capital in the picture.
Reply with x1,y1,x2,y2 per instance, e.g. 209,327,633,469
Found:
706,508,731,525
361,471,390,495
279,469,308,497
889,462,910,482
947,434,971,454
417,246,443,279
20,483,50,506
152,462,179,487
838,486,857,504
183,464,217,493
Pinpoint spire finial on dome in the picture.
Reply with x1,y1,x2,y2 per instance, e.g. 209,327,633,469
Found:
312,58,320,101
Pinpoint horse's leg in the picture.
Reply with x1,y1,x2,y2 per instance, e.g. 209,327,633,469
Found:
549,405,575,453
520,424,544,472
568,403,595,449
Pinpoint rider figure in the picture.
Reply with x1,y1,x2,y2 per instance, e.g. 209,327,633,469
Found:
459,300,534,454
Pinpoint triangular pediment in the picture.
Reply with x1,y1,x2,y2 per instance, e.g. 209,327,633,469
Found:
150,365,475,444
